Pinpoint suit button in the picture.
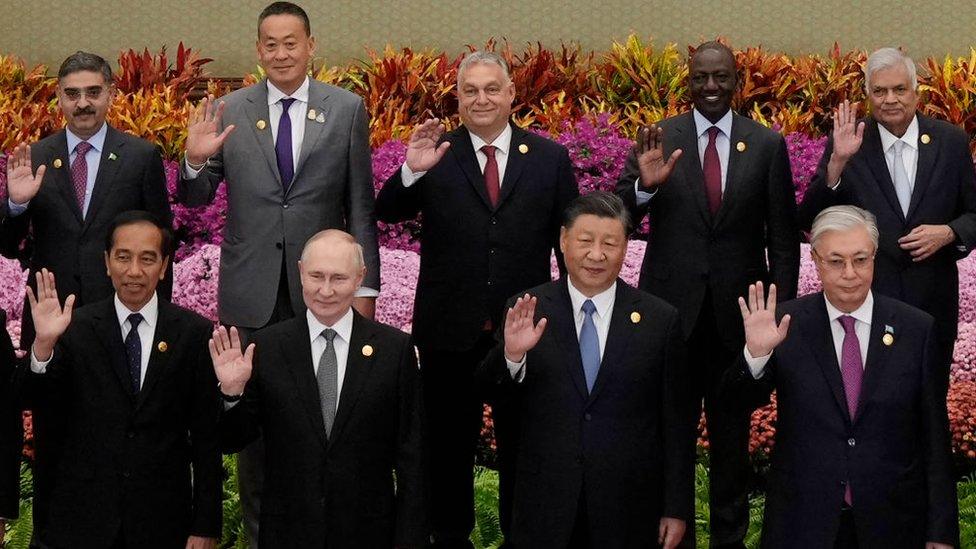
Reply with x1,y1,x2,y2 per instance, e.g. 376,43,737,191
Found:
276,242,283,249
847,438,856,447
489,248,496,255
491,217,498,225
584,413,592,421
487,280,493,286
126,431,135,439
283,203,290,209
122,471,131,479
840,480,847,486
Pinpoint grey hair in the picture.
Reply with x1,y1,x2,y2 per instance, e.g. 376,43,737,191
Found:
300,229,365,270
562,191,632,234
864,47,917,94
458,51,511,83
810,205,879,251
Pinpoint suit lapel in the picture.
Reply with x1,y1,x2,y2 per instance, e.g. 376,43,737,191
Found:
91,299,136,400
134,300,180,411
280,317,328,450
243,81,282,189
329,312,375,445
672,114,711,227
854,298,893,423
291,81,333,189
495,124,526,209
713,115,753,228
906,114,938,221
452,127,494,210
804,296,853,424
863,121,906,223
82,126,123,234
587,282,637,404
46,131,84,224
547,279,588,400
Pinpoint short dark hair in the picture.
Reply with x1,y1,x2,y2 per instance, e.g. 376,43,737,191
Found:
691,41,737,68
105,211,173,258
258,2,311,36
58,51,113,84
562,191,632,234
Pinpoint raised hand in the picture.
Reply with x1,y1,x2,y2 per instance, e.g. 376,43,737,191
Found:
404,118,450,173
209,326,254,396
27,268,75,360
503,294,548,362
635,124,683,190
739,281,791,358
830,100,865,161
185,95,236,166
5,142,46,204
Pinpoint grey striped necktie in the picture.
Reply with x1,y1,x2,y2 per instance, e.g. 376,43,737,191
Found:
316,328,338,437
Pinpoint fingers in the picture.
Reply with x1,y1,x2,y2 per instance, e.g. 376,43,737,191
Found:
207,338,219,364
855,121,865,140
62,294,75,319
767,283,777,316
755,280,766,311
747,282,758,313
737,296,750,321
34,164,46,183
778,314,792,337
26,285,37,310
243,343,256,365
658,520,666,544
229,326,241,351
664,148,683,170
533,316,548,336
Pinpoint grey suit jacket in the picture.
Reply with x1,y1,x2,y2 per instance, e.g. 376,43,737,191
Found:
177,78,380,329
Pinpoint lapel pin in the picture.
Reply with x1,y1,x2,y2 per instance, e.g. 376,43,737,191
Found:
157,341,168,353
882,325,895,346
53,158,63,168
736,141,747,152
307,109,317,121
518,144,529,154
361,344,373,357
316,112,325,124
920,134,931,145
630,312,641,324
256,119,267,130
108,152,117,161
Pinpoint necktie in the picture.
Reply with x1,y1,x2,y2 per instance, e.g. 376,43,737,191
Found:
891,140,912,216
481,145,500,207
275,97,297,190
838,314,863,506
70,141,93,215
316,328,338,437
124,313,144,393
703,126,722,216
579,299,600,393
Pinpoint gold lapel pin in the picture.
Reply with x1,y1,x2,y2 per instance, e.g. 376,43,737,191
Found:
630,312,641,324
108,152,117,161
307,109,317,121
157,341,168,353
920,134,931,145
315,112,325,124
256,119,267,130
736,141,747,152
518,144,529,154
882,333,894,346
362,344,373,357
53,158,63,168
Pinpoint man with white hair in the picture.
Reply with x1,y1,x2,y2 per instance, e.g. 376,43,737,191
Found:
729,205,957,548
376,51,578,545
800,47,976,392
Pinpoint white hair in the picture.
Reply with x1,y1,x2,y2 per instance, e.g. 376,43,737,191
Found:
864,47,917,94
458,51,511,84
810,205,879,251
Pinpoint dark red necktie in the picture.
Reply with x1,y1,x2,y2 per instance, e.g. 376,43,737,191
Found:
481,145,500,206
71,141,93,214
703,126,722,216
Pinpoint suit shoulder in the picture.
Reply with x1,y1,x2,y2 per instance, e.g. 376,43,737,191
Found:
311,80,365,106
873,294,935,329
359,316,412,346
923,116,970,147
113,128,160,152
165,302,214,333
734,114,784,142
519,130,569,155
627,284,680,318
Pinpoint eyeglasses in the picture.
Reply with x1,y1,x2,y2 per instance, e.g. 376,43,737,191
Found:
61,86,109,101
812,250,875,272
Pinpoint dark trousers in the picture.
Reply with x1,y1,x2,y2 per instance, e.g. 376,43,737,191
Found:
834,508,858,549
419,332,495,548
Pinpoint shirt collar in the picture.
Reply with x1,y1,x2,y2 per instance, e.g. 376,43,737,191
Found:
114,292,159,330
693,108,733,139
307,307,354,345
267,77,310,106
566,278,617,321
66,122,108,155
824,290,874,327
468,123,513,156
878,115,919,153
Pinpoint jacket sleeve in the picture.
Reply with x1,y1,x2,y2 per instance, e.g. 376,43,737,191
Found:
394,336,428,546
188,323,223,537
765,135,801,301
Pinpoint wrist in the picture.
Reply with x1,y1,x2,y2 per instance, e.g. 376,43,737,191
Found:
217,382,245,400
504,349,525,363
186,154,209,169
33,340,55,361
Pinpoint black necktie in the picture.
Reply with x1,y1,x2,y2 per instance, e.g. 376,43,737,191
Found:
125,313,144,393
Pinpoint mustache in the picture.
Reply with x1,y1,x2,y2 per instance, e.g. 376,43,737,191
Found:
72,107,96,116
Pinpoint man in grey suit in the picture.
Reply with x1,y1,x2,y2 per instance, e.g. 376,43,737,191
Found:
176,2,380,545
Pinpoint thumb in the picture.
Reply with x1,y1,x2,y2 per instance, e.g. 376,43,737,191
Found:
778,314,792,337
63,294,76,318
244,343,256,365
34,164,47,183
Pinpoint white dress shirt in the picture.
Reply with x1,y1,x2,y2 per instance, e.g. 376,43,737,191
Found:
9,122,108,218
745,291,874,379
635,108,733,205
307,307,354,410
32,293,159,390
400,123,513,187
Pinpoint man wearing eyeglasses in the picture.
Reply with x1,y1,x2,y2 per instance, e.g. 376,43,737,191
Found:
728,205,957,549
0,50,172,542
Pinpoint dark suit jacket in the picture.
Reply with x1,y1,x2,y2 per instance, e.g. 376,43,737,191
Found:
24,298,221,549
723,293,958,548
615,112,800,350
375,124,578,351
0,310,20,519
177,79,380,329
476,279,696,548
799,114,976,350
220,312,426,548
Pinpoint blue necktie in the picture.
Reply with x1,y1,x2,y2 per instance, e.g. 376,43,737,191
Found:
579,299,600,393
275,97,296,190
124,313,144,393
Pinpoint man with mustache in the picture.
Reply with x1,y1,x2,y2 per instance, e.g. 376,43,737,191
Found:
0,50,172,543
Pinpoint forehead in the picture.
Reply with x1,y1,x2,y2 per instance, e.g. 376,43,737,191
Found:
869,63,912,88
816,227,874,254
111,223,163,254
459,62,507,85
59,70,107,88
303,240,358,271
566,214,626,237
258,13,308,40
691,48,735,73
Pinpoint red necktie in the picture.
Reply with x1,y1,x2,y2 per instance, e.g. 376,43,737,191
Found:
481,145,500,206
71,141,93,214
703,126,722,216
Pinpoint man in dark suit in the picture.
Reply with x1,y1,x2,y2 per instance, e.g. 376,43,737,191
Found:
614,41,800,548
211,230,425,548
22,211,221,549
375,51,578,545
0,310,20,544
477,192,695,548
728,205,956,548
0,51,172,542
799,47,976,389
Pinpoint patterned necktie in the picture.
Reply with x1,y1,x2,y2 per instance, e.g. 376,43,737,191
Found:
579,299,600,393
481,145,500,206
70,141,93,215
891,140,912,216
275,97,297,190
316,328,338,437
703,126,722,216
838,314,863,506
124,313,144,393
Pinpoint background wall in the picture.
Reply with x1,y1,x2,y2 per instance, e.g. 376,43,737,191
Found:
3,0,976,75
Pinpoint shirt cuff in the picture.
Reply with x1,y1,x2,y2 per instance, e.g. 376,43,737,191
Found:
355,287,379,298
182,157,205,179
400,163,426,188
828,177,842,191
743,346,771,379
30,347,52,374
634,179,655,205
7,199,28,216
505,355,526,382
223,400,239,411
